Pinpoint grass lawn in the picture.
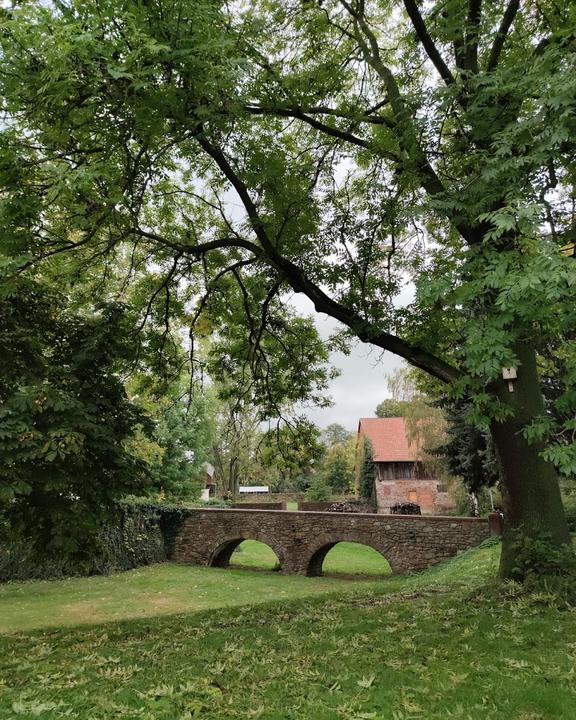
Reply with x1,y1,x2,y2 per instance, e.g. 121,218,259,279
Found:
0,542,390,634
230,539,392,576
0,564,363,635
1,540,576,719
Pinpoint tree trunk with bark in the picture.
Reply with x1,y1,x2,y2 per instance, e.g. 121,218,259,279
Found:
490,341,572,579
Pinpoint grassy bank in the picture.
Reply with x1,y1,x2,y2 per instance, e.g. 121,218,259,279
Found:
0,541,390,633
1,540,576,719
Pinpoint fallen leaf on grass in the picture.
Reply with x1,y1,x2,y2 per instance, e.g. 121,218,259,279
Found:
357,674,376,689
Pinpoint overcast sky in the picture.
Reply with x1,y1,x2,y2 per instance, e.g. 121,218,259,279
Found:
290,294,404,431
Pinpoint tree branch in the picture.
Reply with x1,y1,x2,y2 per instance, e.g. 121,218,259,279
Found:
245,105,372,150
252,277,284,362
190,258,258,328
197,134,461,384
324,6,489,246
245,104,401,164
135,227,262,258
464,0,482,73
487,0,520,71
402,0,455,85
135,253,182,334
287,103,395,128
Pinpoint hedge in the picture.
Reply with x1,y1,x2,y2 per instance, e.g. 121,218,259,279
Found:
0,502,190,583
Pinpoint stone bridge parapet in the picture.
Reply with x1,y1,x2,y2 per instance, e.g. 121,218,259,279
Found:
173,509,491,576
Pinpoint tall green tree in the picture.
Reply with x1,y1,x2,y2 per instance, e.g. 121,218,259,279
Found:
320,440,355,493
211,398,262,497
1,0,575,578
322,423,351,447
141,387,216,503
0,275,150,562
358,438,376,509
258,420,325,490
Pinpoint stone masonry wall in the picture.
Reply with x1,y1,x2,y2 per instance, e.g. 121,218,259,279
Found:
375,478,456,514
173,508,490,576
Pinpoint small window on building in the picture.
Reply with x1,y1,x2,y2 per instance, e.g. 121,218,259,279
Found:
408,490,418,502
437,484,447,493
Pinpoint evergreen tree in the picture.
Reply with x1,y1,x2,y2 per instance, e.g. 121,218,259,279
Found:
358,439,376,509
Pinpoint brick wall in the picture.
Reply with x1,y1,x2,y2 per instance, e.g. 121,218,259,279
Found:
173,508,490,576
375,478,456,514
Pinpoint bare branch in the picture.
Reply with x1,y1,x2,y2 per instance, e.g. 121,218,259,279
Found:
190,258,258,329
135,253,182,334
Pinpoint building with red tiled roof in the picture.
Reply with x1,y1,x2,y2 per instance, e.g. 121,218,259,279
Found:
357,417,418,462
357,417,456,515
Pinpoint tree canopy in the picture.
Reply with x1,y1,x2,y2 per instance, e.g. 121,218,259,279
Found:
322,423,352,447
375,399,412,418
1,0,575,578
0,277,150,559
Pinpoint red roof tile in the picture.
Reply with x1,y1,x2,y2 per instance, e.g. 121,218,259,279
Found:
358,417,418,462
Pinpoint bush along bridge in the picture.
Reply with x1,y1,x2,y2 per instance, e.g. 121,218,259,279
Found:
173,508,497,576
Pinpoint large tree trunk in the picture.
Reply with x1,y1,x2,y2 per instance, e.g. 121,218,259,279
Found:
490,341,572,579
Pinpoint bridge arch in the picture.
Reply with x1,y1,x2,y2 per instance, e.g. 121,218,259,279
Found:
303,533,397,577
208,534,285,570
173,508,492,575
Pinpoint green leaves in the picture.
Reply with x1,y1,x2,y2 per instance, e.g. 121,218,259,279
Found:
319,438,355,493
358,437,376,507
0,276,152,559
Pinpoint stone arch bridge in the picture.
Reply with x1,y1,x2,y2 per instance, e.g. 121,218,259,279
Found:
173,508,492,575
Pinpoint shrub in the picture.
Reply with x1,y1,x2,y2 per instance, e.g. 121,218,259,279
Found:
509,531,576,579
305,476,331,502
0,502,190,582
562,497,576,532
202,498,231,508
505,530,576,606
